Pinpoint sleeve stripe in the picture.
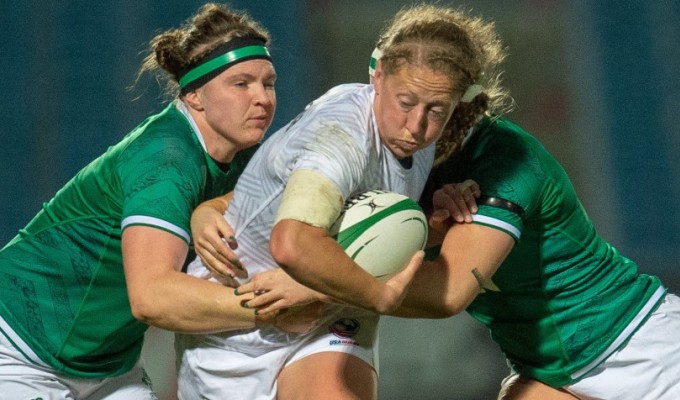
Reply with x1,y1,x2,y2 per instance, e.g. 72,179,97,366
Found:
472,215,521,240
121,216,190,244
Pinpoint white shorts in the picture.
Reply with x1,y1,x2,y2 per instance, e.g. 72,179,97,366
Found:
0,328,156,400
502,293,680,400
176,305,379,400
564,293,680,399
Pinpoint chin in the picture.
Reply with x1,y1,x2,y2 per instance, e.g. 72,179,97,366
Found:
395,146,417,158
246,127,267,141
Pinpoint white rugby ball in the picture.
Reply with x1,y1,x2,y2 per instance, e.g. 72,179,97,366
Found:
330,190,428,278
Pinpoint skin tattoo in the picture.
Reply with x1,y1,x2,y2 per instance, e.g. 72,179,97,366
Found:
472,268,500,293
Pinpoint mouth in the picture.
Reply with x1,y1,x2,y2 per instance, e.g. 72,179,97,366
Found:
395,140,420,153
248,115,270,128
250,113,268,121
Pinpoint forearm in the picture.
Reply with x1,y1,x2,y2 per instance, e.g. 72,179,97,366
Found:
287,239,385,312
390,259,464,318
271,222,386,313
393,224,514,318
130,271,256,334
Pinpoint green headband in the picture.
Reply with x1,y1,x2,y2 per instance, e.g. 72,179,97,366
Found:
179,38,271,93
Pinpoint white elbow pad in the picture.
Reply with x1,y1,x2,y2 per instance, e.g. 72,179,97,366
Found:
275,169,344,230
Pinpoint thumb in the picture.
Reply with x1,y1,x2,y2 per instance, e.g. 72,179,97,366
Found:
393,250,424,284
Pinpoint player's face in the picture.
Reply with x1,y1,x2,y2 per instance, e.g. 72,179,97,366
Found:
193,59,277,162
373,64,457,159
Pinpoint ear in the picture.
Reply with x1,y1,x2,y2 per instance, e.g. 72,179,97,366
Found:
182,90,204,111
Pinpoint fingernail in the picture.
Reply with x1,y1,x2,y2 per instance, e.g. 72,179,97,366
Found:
242,302,249,309
234,288,240,295
229,235,237,242
232,258,244,270
254,310,259,316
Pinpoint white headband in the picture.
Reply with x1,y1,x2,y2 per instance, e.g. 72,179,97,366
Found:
368,47,482,103
368,47,383,77
460,84,484,103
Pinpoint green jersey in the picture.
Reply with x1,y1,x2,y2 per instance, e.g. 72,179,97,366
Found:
0,102,256,378
425,117,664,386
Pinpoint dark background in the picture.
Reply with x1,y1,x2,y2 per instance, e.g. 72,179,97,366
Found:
2,1,679,399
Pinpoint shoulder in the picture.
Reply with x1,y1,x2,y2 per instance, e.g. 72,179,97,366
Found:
118,104,201,171
111,105,205,203
431,117,553,214
272,84,375,156
311,83,373,121
471,117,552,178
474,117,543,160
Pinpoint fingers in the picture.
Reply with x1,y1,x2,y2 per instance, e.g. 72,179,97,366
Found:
428,209,453,236
432,181,479,223
461,181,480,217
194,230,247,279
195,243,246,279
461,179,481,199
442,184,475,222
237,284,301,315
236,269,322,315
250,298,289,315
191,203,246,277
236,269,280,296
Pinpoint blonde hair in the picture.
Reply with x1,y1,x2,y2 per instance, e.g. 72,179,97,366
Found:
136,3,271,99
374,4,512,164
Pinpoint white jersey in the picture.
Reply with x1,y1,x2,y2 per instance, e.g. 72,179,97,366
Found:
208,83,433,281
179,83,434,399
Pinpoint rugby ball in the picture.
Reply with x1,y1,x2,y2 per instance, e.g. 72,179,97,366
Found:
330,190,428,278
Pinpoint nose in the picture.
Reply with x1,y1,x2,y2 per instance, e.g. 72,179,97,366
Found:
253,83,273,107
405,107,427,139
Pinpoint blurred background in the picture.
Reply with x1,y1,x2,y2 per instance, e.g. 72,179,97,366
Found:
2,1,679,399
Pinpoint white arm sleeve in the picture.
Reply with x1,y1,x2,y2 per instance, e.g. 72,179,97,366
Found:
275,169,344,230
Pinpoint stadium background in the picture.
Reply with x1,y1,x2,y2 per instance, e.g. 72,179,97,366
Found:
1,1,678,399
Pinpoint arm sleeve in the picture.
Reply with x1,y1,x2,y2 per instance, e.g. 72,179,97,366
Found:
118,130,203,243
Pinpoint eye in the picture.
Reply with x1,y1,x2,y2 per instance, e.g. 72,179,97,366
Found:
429,108,447,120
398,99,416,110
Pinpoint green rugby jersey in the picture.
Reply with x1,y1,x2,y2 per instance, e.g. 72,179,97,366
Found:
425,117,664,386
0,102,256,378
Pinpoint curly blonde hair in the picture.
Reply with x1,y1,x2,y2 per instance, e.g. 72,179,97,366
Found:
374,3,513,164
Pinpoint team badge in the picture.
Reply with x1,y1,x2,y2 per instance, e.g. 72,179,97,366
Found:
329,318,360,339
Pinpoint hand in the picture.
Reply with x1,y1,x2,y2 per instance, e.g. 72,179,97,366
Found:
237,268,324,314
191,199,247,280
374,250,424,315
430,179,480,233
